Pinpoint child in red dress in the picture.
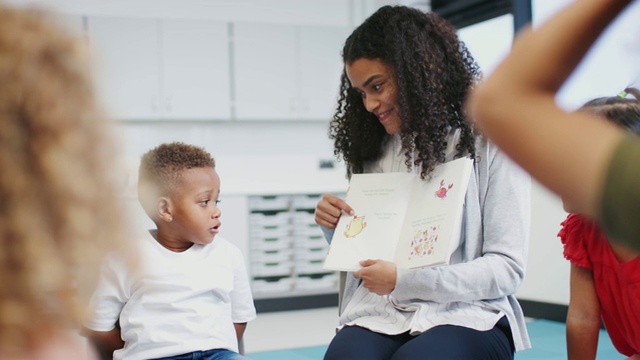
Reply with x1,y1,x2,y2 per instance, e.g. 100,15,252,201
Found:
559,88,640,360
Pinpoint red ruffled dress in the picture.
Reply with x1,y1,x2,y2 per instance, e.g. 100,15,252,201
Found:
558,213,640,357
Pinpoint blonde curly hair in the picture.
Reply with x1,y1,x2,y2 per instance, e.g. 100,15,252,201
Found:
0,3,133,356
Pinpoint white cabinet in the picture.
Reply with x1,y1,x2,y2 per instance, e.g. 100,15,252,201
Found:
87,17,160,120
247,194,340,299
297,26,350,121
233,23,296,120
87,17,231,121
233,23,350,121
161,20,231,120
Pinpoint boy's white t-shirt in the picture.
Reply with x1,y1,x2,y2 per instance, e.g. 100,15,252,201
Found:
86,231,256,360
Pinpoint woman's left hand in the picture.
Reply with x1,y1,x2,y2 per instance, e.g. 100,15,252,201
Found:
354,259,397,295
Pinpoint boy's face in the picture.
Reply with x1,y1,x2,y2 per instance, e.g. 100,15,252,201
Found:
161,166,221,250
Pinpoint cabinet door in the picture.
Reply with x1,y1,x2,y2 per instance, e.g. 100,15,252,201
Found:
87,17,161,120
297,26,350,121
161,20,231,120
233,23,297,120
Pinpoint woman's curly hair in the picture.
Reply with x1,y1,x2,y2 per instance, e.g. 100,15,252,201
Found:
0,4,134,356
330,5,481,179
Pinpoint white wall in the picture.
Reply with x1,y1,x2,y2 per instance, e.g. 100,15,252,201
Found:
457,13,513,77
533,0,640,111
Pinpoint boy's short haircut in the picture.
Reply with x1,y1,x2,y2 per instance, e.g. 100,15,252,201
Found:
138,142,215,217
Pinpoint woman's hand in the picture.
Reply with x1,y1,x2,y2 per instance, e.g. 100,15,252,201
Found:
354,259,397,295
314,193,354,229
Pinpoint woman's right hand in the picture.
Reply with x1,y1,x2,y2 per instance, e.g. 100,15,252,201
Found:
314,193,354,229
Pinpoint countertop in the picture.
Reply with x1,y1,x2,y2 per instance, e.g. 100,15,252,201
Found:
120,155,349,198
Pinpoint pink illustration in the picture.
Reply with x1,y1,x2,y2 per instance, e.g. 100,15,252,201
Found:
435,179,453,199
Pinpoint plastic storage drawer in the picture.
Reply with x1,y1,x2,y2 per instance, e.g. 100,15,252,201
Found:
249,195,290,211
251,260,294,277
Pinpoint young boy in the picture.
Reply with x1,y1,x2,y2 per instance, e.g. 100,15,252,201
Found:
84,142,256,360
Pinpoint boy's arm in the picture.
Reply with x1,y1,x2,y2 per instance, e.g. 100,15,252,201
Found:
82,327,124,358
566,264,600,360
233,322,247,344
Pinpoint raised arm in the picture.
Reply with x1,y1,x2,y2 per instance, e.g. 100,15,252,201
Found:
467,0,634,218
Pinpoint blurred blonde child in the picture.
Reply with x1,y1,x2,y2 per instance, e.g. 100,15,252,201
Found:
0,3,134,359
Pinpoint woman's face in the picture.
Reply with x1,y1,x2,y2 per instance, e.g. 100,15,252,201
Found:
346,58,401,134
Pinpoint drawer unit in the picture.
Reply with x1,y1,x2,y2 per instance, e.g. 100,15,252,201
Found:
252,277,294,296
292,210,317,227
252,260,294,277
295,258,328,275
295,273,338,292
251,247,293,263
295,246,328,261
251,224,292,239
293,222,322,237
250,235,293,252
295,234,326,248
247,193,343,301
248,195,290,211
250,212,291,227
291,194,323,210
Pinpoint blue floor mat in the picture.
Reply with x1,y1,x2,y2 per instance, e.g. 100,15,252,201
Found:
247,345,328,360
515,319,621,359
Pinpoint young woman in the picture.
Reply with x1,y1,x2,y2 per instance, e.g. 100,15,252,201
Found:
315,6,531,359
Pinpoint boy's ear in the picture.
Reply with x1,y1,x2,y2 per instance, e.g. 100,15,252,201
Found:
157,197,173,223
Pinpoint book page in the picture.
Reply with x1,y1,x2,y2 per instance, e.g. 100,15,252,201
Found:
323,172,414,271
395,157,473,269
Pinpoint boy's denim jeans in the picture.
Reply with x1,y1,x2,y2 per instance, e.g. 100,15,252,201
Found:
154,349,249,360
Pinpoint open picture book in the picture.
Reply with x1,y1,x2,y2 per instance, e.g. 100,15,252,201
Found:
323,157,473,271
